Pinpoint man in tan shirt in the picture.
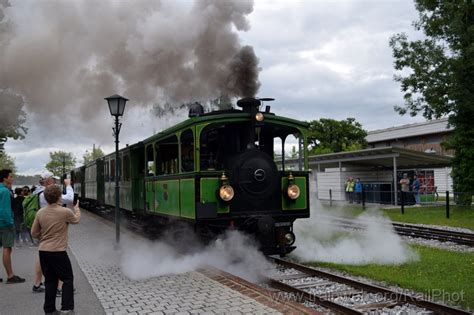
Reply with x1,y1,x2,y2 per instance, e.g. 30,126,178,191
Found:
31,185,81,315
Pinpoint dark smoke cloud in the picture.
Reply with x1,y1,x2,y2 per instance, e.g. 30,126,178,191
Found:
0,90,27,140
0,0,259,137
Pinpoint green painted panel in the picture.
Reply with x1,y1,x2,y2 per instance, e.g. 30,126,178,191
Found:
145,181,154,212
281,176,307,210
133,178,145,210
154,180,180,216
180,179,195,219
200,178,229,213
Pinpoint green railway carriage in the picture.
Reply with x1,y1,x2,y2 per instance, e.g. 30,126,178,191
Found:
73,98,311,255
103,150,133,211
84,159,105,206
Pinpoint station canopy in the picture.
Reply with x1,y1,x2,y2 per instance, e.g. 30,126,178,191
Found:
309,147,452,170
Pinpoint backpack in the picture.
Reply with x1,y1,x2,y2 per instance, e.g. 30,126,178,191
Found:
23,192,42,229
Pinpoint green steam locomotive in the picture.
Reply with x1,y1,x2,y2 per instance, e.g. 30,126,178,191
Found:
70,98,310,255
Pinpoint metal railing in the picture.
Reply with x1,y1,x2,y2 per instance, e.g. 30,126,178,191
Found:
324,188,473,219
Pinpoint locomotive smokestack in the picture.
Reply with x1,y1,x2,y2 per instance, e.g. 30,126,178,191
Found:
237,98,260,113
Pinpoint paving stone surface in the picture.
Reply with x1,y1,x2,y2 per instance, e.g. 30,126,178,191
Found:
68,211,281,314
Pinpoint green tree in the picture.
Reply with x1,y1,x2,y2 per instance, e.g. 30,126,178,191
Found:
390,1,474,205
83,145,105,164
45,151,76,177
307,118,367,154
0,91,28,153
0,151,17,173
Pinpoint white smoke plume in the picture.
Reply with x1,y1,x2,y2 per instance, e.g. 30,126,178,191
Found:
0,0,259,141
121,230,272,283
292,198,419,265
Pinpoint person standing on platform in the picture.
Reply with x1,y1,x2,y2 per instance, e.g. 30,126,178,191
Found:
399,173,410,204
0,169,25,284
30,171,74,293
412,175,421,206
354,178,363,204
31,185,81,315
12,187,27,247
345,177,355,203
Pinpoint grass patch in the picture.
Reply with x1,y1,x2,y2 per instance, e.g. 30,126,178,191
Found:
382,206,474,230
308,245,474,309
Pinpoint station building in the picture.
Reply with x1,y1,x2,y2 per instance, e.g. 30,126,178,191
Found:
310,119,454,204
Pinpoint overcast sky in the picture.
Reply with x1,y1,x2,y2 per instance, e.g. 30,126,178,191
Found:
2,0,425,175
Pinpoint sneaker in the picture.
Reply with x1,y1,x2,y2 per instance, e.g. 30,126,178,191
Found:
6,275,26,284
33,284,45,293
60,310,75,314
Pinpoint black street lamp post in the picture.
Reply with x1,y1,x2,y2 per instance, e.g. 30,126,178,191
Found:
105,94,129,246
62,155,66,177
61,154,67,194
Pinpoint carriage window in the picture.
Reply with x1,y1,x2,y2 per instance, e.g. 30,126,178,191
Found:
123,155,130,181
104,161,107,181
110,159,115,181
146,144,155,176
156,135,179,175
180,129,194,172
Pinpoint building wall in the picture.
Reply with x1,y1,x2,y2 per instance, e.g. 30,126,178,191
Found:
367,119,454,156
434,167,453,193
314,166,453,201
369,134,454,156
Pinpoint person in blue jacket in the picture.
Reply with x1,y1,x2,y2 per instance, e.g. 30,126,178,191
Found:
0,169,25,283
412,175,421,205
354,178,363,204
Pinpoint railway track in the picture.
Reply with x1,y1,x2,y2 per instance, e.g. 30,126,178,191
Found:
85,206,470,313
391,223,474,246
321,216,474,247
266,257,470,315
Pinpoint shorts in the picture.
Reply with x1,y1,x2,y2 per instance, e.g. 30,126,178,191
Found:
0,225,15,248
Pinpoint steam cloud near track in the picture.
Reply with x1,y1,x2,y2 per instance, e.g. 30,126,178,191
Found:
120,230,272,283
0,0,259,141
293,197,418,264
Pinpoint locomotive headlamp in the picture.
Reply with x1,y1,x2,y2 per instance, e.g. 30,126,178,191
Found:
219,185,234,201
287,184,300,200
284,231,296,246
255,112,264,122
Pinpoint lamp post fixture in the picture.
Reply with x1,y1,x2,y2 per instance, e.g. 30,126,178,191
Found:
61,154,67,194
61,155,66,177
105,94,129,247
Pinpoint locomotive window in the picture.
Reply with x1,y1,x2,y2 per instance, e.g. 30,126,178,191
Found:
146,144,155,176
284,134,303,171
180,129,194,172
273,137,283,171
155,135,179,175
123,155,130,181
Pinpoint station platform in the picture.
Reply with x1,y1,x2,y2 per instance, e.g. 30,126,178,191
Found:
0,210,292,314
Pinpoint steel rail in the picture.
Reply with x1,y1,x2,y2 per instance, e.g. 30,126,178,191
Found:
270,257,470,315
